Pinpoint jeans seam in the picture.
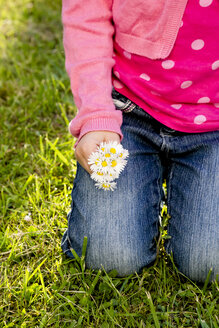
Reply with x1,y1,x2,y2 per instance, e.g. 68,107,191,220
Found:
155,157,164,249
165,161,175,254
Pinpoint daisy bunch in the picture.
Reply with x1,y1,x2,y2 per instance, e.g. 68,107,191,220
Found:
88,141,129,191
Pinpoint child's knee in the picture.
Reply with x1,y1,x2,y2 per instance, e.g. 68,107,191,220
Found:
86,245,156,277
172,248,219,283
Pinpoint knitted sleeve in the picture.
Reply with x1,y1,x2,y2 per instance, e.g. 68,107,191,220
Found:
62,0,123,143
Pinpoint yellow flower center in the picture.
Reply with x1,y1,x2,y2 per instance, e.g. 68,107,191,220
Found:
110,147,116,154
105,153,111,158
111,160,117,167
101,147,105,151
119,153,123,157
95,159,99,165
97,172,104,176
101,160,108,167
102,183,110,189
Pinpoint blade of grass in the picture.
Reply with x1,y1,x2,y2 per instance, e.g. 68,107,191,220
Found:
146,291,160,328
46,138,69,166
202,268,213,293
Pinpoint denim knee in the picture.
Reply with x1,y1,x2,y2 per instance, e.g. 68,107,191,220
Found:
85,242,156,277
168,244,219,283
61,227,157,276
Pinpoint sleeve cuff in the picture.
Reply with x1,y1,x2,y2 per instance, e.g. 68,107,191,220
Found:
70,117,123,148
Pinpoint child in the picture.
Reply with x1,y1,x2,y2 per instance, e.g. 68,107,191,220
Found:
61,0,219,282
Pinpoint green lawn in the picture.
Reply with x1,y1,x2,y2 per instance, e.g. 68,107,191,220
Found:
0,0,218,327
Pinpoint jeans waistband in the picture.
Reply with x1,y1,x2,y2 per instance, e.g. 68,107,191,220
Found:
112,88,183,135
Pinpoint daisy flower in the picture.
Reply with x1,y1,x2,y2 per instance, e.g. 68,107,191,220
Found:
88,152,101,166
118,148,129,160
109,158,126,174
88,141,129,191
89,153,110,173
92,158,112,174
91,171,119,183
95,181,117,191
97,141,124,156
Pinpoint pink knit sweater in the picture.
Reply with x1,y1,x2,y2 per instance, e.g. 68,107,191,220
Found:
62,0,190,142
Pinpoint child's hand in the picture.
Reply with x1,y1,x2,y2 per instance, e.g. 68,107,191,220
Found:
75,131,121,174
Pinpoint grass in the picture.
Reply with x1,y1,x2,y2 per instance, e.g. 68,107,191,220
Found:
0,0,218,326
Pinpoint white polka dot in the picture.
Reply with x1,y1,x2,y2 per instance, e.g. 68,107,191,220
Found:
113,80,123,89
123,51,131,59
140,73,150,81
214,103,219,108
197,97,210,103
114,71,120,78
194,115,207,124
212,60,219,70
180,81,193,89
161,60,175,69
191,39,205,50
171,104,182,109
199,0,213,7
180,21,183,28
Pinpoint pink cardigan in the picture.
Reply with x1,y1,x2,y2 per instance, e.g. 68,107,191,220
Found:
62,0,188,143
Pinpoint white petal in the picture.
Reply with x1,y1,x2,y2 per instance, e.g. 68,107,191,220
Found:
95,181,117,191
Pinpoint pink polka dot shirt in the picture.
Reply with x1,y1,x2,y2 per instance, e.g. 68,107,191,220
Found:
112,0,219,133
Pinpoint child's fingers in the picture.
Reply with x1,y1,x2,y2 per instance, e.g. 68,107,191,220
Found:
74,131,121,174
75,147,93,174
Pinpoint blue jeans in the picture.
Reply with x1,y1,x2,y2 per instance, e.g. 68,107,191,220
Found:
61,91,219,282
